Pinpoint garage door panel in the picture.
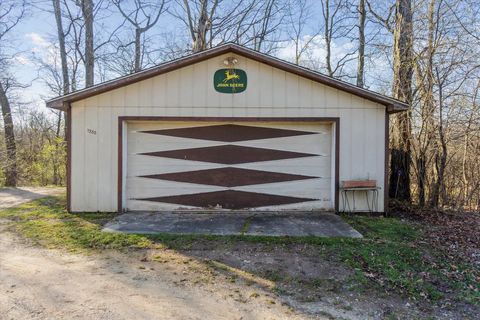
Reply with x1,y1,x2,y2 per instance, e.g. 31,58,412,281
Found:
128,121,221,131
125,121,334,211
137,122,318,141
128,199,332,211
127,199,199,211
127,158,331,177
238,133,331,155
128,178,331,200
255,200,332,211
128,132,223,153
202,122,331,133
235,179,331,199
127,177,225,198
129,130,331,155
127,156,223,176
237,157,331,176
130,190,321,210
128,121,331,133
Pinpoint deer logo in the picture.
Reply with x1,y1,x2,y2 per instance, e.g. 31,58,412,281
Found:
223,70,240,83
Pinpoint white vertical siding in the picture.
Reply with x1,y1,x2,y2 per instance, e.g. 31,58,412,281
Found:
70,104,85,211
70,53,387,212
97,105,112,211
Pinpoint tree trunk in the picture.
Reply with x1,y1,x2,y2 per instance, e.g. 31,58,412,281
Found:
192,0,209,52
253,0,275,52
416,155,426,206
53,0,70,95
414,0,436,206
0,82,17,187
134,28,141,72
356,0,366,87
389,0,413,202
113,0,165,73
80,0,94,87
52,0,68,185
429,67,447,208
324,0,333,76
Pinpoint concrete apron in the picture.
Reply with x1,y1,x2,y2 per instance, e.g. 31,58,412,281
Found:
103,212,363,238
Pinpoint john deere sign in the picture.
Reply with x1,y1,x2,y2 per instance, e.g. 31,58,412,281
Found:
214,69,247,93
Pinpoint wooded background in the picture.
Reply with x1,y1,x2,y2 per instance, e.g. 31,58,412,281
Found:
0,0,479,211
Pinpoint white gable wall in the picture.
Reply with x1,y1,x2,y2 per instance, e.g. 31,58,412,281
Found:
70,53,387,212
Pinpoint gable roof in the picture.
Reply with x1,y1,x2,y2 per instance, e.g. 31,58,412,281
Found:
46,43,409,113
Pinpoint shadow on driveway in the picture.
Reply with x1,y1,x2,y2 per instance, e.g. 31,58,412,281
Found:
0,187,65,210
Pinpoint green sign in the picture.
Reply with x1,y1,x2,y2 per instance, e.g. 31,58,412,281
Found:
213,69,247,94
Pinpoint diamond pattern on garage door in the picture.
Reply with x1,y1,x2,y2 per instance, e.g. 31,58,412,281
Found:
137,190,317,210
141,124,317,142
140,145,317,164
128,123,332,210
140,167,318,187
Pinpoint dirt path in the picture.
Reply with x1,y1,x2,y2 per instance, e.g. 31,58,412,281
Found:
0,187,315,319
0,225,320,320
0,187,65,210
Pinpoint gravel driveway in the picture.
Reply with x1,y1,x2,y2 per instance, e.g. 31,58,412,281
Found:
0,190,320,320
0,187,65,210
0,225,316,320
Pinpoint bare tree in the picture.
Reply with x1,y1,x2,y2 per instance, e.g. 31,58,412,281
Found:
0,81,17,186
170,0,286,54
76,0,95,86
179,0,218,52
0,0,26,187
62,1,83,91
112,0,167,72
413,0,480,208
363,0,480,209
248,0,284,52
0,0,477,209
53,0,70,95
389,0,414,202
56,0,120,88
412,0,436,206
50,0,69,146
319,0,357,78
356,0,366,87
285,0,319,65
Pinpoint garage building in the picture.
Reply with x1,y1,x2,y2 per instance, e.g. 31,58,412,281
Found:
47,43,408,213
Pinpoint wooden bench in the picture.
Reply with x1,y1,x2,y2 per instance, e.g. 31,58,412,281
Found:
340,180,380,213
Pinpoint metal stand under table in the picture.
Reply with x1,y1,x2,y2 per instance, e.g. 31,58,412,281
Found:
341,187,381,213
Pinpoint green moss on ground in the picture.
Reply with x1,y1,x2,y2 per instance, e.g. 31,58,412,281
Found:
0,195,152,253
0,195,478,304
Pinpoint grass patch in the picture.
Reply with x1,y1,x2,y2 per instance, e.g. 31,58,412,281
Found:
342,214,419,242
1,195,478,305
146,216,479,303
338,215,479,304
71,211,118,226
0,195,152,253
240,216,252,235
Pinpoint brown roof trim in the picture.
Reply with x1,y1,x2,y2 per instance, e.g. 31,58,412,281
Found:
46,43,409,113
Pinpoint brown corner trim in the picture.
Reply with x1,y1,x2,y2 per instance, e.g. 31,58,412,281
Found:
384,110,390,215
334,119,340,213
117,116,340,213
66,102,72,212
118,118,124,213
